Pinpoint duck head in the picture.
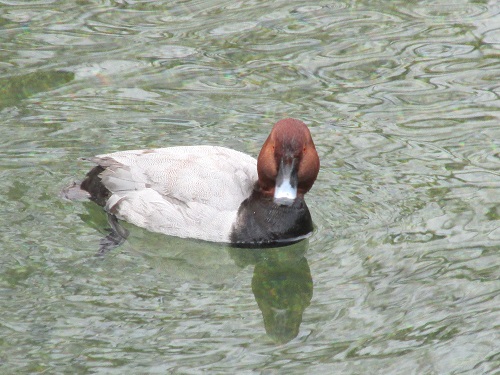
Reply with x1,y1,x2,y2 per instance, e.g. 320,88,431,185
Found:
257,118,320,206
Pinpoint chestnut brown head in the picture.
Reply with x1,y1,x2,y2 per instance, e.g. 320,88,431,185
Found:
257,118,319,205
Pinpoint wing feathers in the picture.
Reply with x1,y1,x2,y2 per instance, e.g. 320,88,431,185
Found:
87,146,257,242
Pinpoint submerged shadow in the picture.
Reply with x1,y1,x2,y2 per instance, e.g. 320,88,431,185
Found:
0,70,74,109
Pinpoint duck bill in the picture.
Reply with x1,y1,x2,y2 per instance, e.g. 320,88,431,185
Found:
274,158,298,206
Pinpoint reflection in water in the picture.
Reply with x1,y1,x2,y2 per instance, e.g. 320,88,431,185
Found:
80,202,313,343
229,242,313,344
0,70,74,109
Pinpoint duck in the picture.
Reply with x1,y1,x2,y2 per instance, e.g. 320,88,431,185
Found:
67,118,320,247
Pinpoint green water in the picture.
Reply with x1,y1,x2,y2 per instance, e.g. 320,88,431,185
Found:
0,0,499,373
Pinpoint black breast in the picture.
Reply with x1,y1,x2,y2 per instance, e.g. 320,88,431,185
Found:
230,190,313,247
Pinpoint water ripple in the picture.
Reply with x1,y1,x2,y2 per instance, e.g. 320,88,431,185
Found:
1,0,499,373
399,1,492,21
413,42,476,58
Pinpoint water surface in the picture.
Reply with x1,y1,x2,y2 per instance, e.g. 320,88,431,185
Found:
0,0,499,373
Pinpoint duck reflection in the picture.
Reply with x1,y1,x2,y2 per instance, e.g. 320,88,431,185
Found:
77,204,313,344
229,241,313,344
